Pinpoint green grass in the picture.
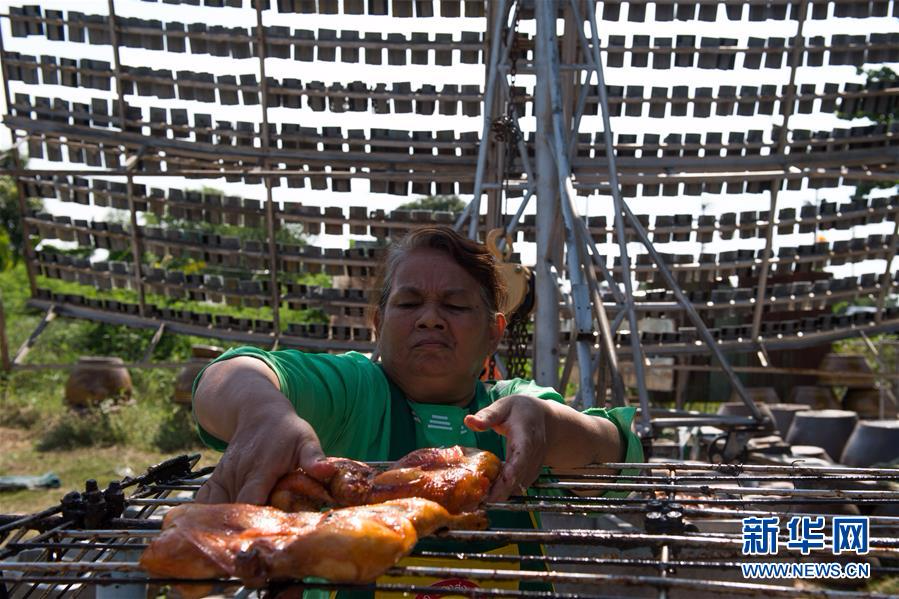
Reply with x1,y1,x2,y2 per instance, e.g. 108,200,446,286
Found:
0,264,221,514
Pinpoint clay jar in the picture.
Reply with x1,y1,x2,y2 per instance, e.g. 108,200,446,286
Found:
173,345,224,406
64,357,132,408
788,386,837,410
767,403,813,436
785,410,859,462
729,387,780,404
817,354,874,389
843,388,898,419
840,420,899,467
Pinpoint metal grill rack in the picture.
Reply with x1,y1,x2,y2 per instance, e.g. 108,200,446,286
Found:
2,455,898,598
1,0,897,413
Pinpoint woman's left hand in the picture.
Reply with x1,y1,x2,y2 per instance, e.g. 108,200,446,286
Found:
464,394,549,501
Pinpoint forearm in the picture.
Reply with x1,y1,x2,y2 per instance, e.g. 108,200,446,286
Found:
194,356,296,443
542,401,622,469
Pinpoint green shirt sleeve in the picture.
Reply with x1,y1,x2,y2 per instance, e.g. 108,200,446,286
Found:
491,379,643,500
191,347,392,460
489,378,643,466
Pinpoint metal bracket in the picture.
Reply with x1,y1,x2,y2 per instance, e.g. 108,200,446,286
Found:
12,305,56,366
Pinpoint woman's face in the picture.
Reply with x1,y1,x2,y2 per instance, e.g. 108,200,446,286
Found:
375,248,505,406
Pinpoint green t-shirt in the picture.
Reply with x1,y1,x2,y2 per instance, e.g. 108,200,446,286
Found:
192,346,643,467
192,347,643,597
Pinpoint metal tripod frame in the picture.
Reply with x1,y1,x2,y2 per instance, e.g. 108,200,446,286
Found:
459,0,766,435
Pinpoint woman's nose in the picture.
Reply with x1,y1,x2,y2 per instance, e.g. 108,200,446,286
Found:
415,303,446,329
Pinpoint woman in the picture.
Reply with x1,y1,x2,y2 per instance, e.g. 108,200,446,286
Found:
192,225,641,594
193,225,641,507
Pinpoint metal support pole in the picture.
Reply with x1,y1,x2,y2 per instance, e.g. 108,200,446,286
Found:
579,0,651,431
484,0,507,233
617,199,762,421
0,290,10,372
457,0,509,240
875,216,899,325
533,3,560,389
107,0,146,317
541,0,628,407
0,25,37,297
750,0,808,340
255,3,281,342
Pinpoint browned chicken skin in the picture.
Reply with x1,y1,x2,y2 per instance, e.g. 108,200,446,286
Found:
270,446,501,514
139,498,486,586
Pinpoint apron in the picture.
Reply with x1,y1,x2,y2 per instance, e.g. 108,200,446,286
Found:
347,370,550,599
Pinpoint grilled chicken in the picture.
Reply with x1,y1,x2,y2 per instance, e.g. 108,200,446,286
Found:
270,446,501,514
140,498,486,586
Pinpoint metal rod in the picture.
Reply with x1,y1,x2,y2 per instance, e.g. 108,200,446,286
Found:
540,0,625,406
0,157,892,183
533,5,560,389
255,1,281,342
457,0,509,239
107,0,146,317
642,362,899,381
11,304,55,365
2,575,891,599
0,289,9,371
750,0,808,340
875,215,899,324
580,0,651,432
139,323,165,363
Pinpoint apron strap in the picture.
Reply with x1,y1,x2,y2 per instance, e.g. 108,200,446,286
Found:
380,364,507,460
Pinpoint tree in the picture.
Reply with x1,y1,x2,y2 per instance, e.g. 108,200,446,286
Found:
838,66,898,199
397,195,466,213
0,150,41,268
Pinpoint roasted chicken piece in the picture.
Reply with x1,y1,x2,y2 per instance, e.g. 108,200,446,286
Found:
140,498,486,587
270,446,501,514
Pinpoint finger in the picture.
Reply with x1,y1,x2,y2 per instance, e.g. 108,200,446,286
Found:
464,399,513,432
196,476,230,504
297,436,338,482
488,426,545,502
487,465,519,502
235,471,277,505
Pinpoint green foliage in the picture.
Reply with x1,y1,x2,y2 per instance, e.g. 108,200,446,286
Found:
36,407,128,451
397,195,466,213
0,174,42,265
0,264,211,456
838,66,897,124
154,407,204,453
831,295,876,314
0,229,13,271
838,67,898,199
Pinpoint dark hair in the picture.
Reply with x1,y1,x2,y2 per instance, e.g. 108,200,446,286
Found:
374,225,508,317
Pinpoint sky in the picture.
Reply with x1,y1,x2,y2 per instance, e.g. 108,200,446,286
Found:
0,0,896,283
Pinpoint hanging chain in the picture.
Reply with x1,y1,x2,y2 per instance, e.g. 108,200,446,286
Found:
490,10,524,226
505,309,530,379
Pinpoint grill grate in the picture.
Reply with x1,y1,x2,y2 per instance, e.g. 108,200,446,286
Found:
2,456,898,598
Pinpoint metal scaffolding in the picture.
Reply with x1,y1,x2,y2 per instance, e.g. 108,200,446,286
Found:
0,0,896,428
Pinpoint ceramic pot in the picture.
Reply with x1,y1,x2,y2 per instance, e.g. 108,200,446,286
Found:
788,386,837,410
817,354,875,389
768,403,813,436
840,420,899,467
64,357,132,408
715,401,776,433
729,387,780,404
785,409,859,462
843,388,898,419
173,345,224,405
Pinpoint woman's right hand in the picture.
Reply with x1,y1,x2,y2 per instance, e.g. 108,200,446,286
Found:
192,356,337,505
195,407,336,505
